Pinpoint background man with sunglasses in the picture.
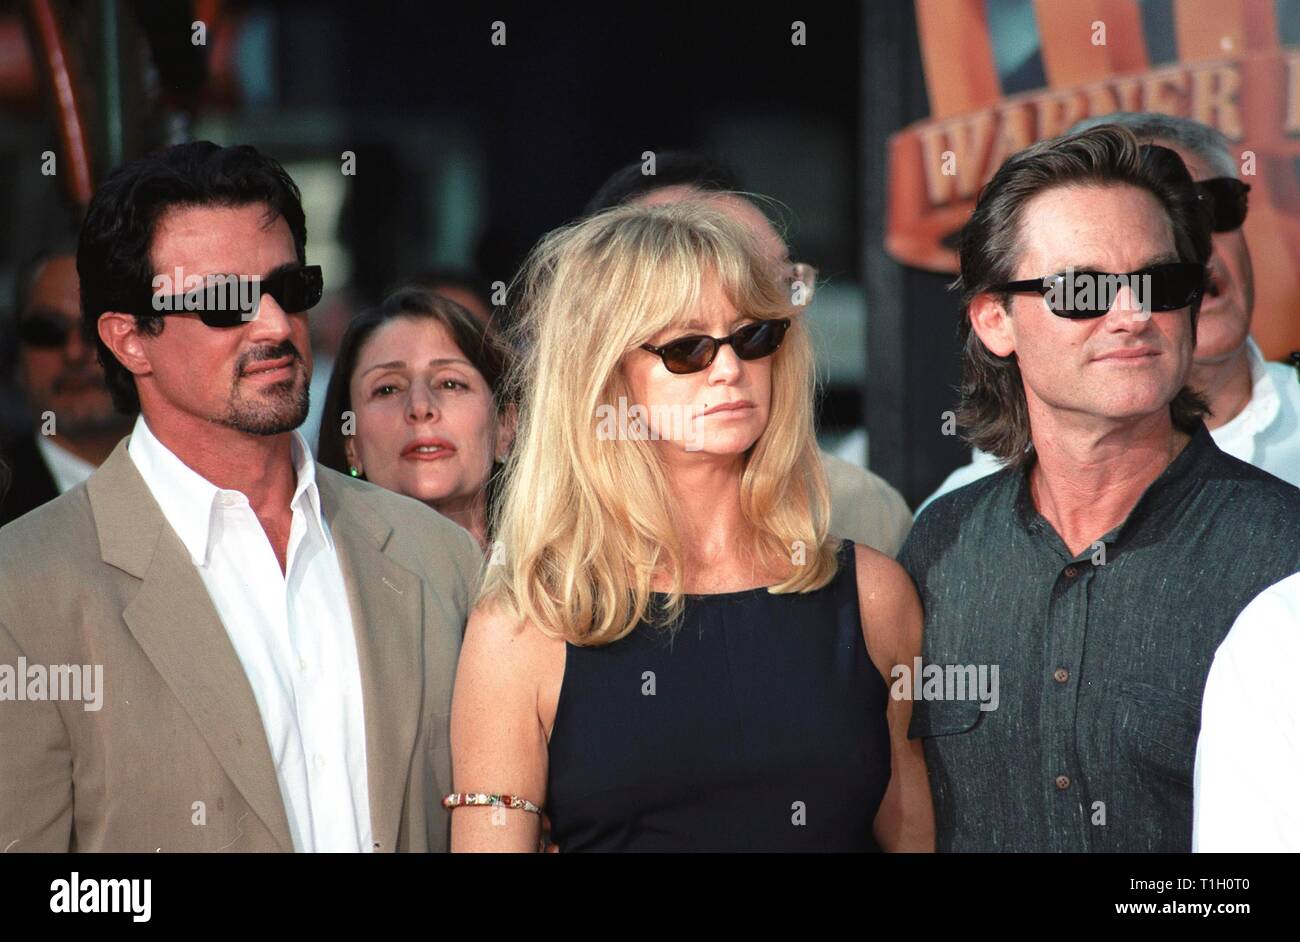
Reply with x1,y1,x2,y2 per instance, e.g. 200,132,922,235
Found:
918,112,1300,513
900,126,1300,852
0,141,481,852
0,241,133,525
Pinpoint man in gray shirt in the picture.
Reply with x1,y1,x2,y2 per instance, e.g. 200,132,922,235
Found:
901,125,1300,852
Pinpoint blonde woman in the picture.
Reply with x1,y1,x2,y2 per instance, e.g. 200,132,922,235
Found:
446,202,933,852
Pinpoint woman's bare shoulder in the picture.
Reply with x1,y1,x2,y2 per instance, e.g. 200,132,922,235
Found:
461,599,569,739
463,601,567,684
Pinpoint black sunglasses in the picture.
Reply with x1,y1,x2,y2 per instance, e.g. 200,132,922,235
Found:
640,318,791,374
148,265,323,328
18,312,76,349
991,262,1205,319
1196,177,1250,232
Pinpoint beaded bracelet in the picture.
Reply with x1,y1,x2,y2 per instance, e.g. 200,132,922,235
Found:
442,792,542,815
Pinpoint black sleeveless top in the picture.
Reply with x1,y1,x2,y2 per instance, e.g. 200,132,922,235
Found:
546,539,891,852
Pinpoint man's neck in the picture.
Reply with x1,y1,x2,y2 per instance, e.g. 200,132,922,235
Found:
141,410,298,516
1028,410,1189,557
1190,344,1254,431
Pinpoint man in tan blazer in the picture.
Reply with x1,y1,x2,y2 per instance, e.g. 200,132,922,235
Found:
0,446,478,852
0,141,479,852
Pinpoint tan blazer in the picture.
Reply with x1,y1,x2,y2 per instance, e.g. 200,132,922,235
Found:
0,439,481,852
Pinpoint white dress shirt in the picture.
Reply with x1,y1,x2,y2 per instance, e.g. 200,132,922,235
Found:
35,434,96,493
917,337,1300,515
1209,338,1300,482
1193,570,1300,851
127,415,373,852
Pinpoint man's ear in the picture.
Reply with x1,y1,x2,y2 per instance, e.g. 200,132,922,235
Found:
968,293,1017,358
97,312,154,378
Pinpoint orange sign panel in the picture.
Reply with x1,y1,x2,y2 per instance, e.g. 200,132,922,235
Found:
887,0,1300,357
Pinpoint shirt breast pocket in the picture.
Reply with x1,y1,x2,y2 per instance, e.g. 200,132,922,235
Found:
1112,682,1201,787
908,697,985,740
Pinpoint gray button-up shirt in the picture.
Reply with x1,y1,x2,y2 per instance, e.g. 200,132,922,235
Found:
902,423,1300,852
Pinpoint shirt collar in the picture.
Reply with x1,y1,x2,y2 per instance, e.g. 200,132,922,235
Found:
289,433,334,552
34,434,97,493
1012,421,1217,557
127,414,331,567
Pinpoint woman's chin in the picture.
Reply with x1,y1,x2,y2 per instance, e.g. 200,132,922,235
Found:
677,435,760,458
391,472,461,506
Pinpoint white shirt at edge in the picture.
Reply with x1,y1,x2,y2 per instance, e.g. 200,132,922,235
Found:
1193,570,1300,851
35,434,96,493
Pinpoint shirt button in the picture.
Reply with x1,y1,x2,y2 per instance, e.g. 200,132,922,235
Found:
1053,667,1069,683
298,658,308,673
1055,774,1071,790
314,754,326,769
1063,566,1078,578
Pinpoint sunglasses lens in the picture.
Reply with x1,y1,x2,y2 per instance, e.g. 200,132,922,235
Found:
18,315,71,348
1146,263,1204,311
1045,266,1203,317
652,318,792,373
198,309,247,328
1045,273,1108,318
188,266,322,327
733,320,789,359
1198,179,1249,232
661,336,716,374
1034,271,1097,319
158,277,254,327
267,266,323,314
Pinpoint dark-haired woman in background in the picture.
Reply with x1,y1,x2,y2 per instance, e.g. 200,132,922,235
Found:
318,287,515,550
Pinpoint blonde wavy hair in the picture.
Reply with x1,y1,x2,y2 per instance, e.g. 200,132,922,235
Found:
481,200,838,646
